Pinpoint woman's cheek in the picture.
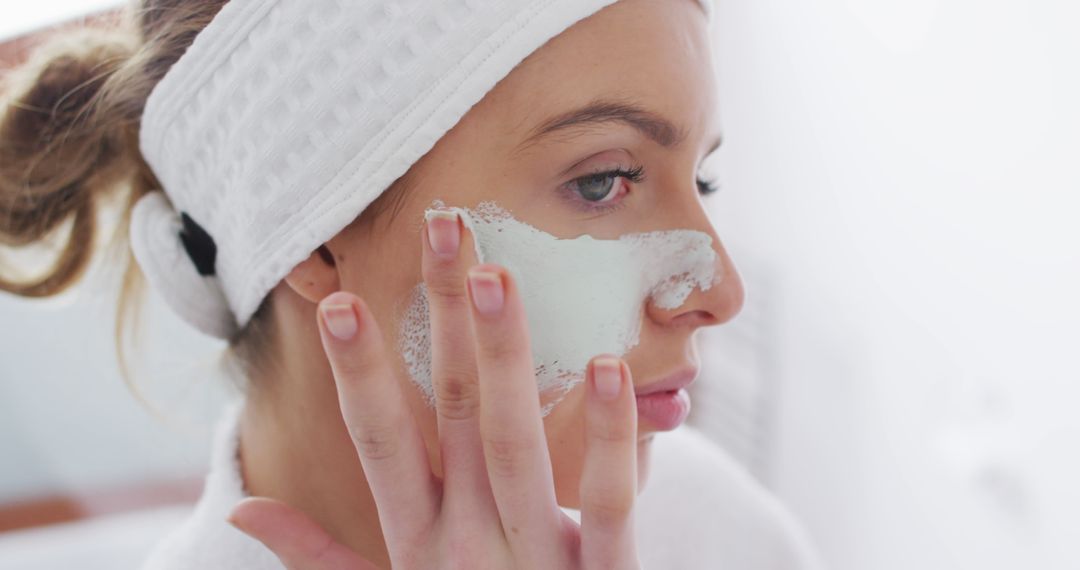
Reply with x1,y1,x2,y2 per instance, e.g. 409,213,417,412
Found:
397,199,719,417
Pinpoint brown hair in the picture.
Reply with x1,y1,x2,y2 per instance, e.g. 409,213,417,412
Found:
0,1,408,395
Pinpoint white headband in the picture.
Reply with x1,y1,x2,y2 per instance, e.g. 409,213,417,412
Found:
131,0,715,339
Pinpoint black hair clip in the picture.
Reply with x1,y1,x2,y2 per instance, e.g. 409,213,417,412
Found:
178,211,218,276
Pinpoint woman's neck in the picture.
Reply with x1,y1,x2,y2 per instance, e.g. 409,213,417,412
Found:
235,303,393,568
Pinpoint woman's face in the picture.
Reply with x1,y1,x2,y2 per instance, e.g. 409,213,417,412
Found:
327,0,742,509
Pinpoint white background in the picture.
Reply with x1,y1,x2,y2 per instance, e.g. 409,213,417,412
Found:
705,0,1079,568
0,1,122,42
2,1,1078,569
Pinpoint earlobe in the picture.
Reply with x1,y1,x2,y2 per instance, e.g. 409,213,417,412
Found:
283,245,340,304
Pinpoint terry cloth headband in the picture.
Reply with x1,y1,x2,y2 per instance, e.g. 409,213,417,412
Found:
131,0,715,339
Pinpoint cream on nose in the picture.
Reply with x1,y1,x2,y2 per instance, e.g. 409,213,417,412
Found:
638,194,744,329
651,244,743,328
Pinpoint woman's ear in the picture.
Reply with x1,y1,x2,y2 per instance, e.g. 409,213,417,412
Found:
283,244,340,304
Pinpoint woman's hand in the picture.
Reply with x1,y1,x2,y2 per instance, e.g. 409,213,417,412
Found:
227,208,642,569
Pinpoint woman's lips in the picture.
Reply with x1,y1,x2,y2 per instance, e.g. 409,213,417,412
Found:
635,388,691,430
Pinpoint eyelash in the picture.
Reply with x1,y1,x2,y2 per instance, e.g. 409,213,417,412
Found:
560,164,722,214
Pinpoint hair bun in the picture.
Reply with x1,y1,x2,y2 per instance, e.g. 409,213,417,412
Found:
0,26,136,296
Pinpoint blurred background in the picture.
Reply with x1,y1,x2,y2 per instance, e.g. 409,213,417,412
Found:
2,1,1078,569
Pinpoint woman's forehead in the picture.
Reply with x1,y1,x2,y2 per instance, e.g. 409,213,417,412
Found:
480,0,716,147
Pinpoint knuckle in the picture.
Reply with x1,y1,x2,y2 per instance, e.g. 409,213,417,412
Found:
348,421,400,461
329,357,369,385
422,263,467,299
476,335,526,364
434,372,480,420
326,343,381,382
582,487,635,525
588,417,635,444
482,432,537,480
433,290,471,315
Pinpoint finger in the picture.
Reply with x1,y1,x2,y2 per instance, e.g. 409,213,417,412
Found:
579,356,640,568
466,265,562,554
227,497,380,570
421,209,495,514
317,292,438,549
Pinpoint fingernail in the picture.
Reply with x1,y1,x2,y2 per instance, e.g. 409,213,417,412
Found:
426,209,460,257
467,269,504,314
593,357,622,401
321,303,358,340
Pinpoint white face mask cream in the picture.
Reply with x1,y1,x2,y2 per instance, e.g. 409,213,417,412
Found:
398,200,721,416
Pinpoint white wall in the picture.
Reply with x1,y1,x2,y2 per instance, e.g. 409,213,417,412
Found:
0,242,232,503
0,2,123,42
702,0,1080,568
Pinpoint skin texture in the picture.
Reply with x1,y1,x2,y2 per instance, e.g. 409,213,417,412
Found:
234,0,744,566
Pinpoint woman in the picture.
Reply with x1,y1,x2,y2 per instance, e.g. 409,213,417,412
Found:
0,0,823,568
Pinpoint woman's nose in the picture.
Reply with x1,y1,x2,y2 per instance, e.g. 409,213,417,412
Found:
644,206,745,330
646,245,744,329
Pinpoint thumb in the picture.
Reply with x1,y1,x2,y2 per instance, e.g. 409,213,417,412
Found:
227,497,380,570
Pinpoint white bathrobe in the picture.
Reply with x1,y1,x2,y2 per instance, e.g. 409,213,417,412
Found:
140,401,825,569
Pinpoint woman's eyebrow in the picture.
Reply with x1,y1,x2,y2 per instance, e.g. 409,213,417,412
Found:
514,99,692,154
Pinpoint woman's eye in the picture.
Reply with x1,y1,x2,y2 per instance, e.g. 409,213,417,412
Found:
697,177,720,196
565,164,639,206
559,164,719,214
575,172,622,203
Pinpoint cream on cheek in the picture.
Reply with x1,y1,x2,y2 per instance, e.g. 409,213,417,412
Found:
397,200,721,416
